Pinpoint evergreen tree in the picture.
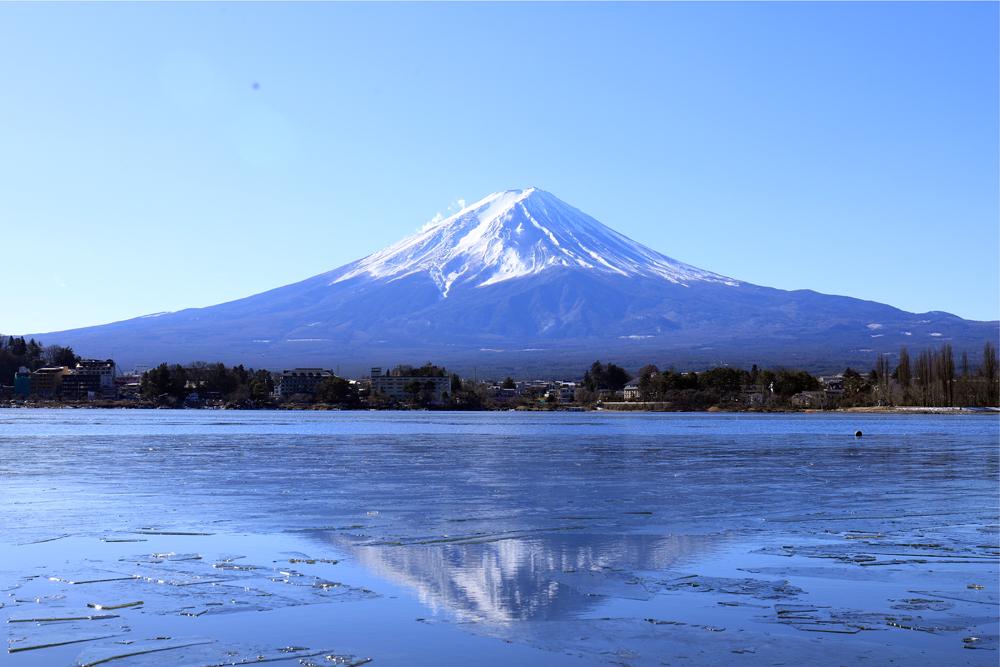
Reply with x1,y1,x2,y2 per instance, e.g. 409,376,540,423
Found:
315,376,359,406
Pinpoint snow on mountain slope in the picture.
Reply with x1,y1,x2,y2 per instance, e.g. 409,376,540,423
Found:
332,187,739,296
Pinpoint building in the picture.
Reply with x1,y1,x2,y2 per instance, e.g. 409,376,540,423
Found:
740,388,765,407
73,359,117,399
115,373,143,399
13,367,31,398
545,382,577,404
818,375,845,403
819,375,845,395
370,367,450,405
275,368,334,399
623,384,640,401
517,380,551,399
61,372,102,400
30,367,70,397
489,385,520,402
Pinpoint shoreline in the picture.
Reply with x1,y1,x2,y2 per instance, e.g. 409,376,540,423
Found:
2,401,997,415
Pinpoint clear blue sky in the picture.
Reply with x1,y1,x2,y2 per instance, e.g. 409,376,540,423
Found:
2,1,997,335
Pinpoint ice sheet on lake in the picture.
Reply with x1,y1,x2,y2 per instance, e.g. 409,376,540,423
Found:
1,410,997,665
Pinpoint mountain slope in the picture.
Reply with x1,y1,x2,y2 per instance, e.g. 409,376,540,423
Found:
32,188,998,374
329,187,737,293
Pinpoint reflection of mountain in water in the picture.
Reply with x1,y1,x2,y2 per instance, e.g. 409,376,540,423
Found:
316,532,722,624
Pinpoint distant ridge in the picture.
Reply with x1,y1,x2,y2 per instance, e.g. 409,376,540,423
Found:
32,188,999,375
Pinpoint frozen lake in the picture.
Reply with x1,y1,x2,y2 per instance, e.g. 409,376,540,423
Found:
1,409,997,665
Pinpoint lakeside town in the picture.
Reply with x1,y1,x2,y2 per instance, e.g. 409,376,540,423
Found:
1,335,997,412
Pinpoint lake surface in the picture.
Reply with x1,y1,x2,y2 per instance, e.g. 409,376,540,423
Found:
1,409,997,666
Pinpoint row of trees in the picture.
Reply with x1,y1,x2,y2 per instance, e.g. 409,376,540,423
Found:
0,335,80,383
579,341,999,409
140,362,274,405
871,342,999,407
580,360,826,400
623,364,819,409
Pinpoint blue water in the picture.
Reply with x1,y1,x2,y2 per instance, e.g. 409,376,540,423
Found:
1,410,997,665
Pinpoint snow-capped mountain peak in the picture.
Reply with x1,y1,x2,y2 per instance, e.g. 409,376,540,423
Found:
332,188,738,296
36,186,996,373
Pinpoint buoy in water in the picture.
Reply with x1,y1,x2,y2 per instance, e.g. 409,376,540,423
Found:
855,430,863,438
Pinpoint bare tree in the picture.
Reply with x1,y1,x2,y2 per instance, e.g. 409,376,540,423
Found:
957,350,973,406
895,347,911,404
984,341,998,406
875,354,892,406
915,349,933,406
935,344,954,407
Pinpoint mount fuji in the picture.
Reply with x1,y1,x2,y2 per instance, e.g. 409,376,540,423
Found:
35,188,997,375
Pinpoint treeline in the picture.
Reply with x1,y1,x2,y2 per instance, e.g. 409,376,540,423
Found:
0,335,80,382
387,363,449,378
584,341,999,409
635,364,819,406
137,361,488,409
579,360,822,409
875,342,998,407
141,362,274,406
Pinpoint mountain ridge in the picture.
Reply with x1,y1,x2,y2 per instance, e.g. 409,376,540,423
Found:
28,188,999,375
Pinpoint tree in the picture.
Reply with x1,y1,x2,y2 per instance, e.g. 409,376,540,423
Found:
659,370,699,392
45,345,80,368
401,379,438,406
249,370,274,401
874,354,892,406
895,347,911,391
699,367,743,394
141,363,187,401
637,364,660,400
983,341,998,406
915,350,933,406
501,376,516,389
582,361,605,392
935,344,955,407
403,380,424,403
315,376,359,406
605,364,631,391
840,368,869,403
394,363,447,378
770,369,820,398
9,336,27,356
583,361,631,392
